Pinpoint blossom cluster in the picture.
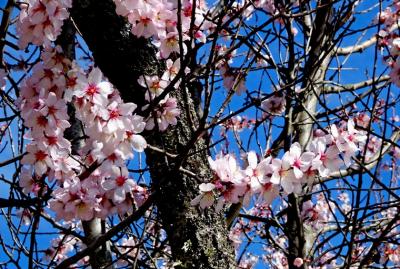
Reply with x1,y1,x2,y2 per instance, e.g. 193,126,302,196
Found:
116,237,140,267
192,119,367,209
17,47,148,221
377,2,400,86
261,94,286,116
49,66,148,221
113,0,193,130
220,115,255,135
301,193,336,230
14,0,185,222
43,234,79,263
219,61,247,95
17,0,72,49
113,0,208,59
233,0,277,18
18,47,75,195
137,59,183,131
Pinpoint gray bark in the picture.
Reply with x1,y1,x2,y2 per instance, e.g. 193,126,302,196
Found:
285,1,335,268
70,0,236,268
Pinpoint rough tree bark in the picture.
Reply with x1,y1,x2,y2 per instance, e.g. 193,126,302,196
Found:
70,0,236,268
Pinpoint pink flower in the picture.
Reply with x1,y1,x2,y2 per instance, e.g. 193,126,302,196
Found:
17,0,71,48
101,101,137,133
261,95,286,115
293,257,303,267
50,178,101,221
19,167,41,195
208,154,243,183
121,130,147,155
161,59,190,81
119,115,147,158
21,143,53,176
245,152,272,192
74,68,113,106
39,92,69,128
146,96,180,131
282,142,315,180
138,75,167,100
270,158,301,194
102,167,136,204
310,139,342,177
158,32,186,58
130,8,160,38
338,119,367,166
37,132,71,159
117,237,140,267
222,73,247,95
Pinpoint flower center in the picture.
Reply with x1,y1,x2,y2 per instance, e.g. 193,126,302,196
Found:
35,150,47,161
116,176,126,187
86,84,98,96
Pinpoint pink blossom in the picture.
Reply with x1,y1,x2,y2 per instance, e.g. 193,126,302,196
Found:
101,101,137,133
293,257,303,267
269,158,301,194
117,237,140,267
138,75,167,100
74,67,113,106
131,10,159,38
310,139,342,177
146,96,180,131
158,32,186,58
17,0,72,48
21,143,53,176
282,142,315,180
102,167,137,204
261,95,286,115
208,154,244,183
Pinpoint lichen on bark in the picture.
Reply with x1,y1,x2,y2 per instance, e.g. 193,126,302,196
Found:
70,0,236,267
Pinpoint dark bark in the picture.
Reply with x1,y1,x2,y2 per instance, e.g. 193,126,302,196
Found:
70,0,162,109
145,87,236,268
70,0,236,268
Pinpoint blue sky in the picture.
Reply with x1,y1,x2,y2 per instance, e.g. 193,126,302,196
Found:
0,0,399,268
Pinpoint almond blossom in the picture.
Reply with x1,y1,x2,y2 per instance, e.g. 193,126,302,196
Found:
17,0,72,48
16,47,150,221
138,75,168,100
309,139,342,177
261,94,286,116
269,158,302,194
21,144,53,176
193,117,367,209
281,142,315,180
74,67,113,106
145,96,180,131
102,167,137,204
101,101,137,133
245,152,278,203
117,237,140,267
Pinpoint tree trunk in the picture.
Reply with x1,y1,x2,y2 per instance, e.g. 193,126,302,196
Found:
286,1,335,268
70,0,236,268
